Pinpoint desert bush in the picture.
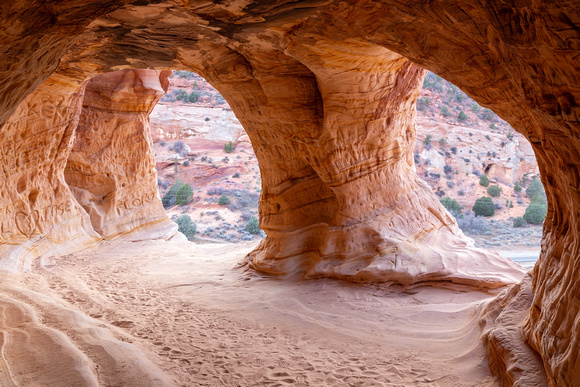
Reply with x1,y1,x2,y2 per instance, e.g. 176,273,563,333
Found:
443,164,453,174
473,197,495,217
233,172,240,178
175,183,193,206
162,180,184,208
207,186,224,195
481,108,495,121
224,141,235,153
440,197,462,217
174,71,194,79
175,215,196,240
446,180,455,189
457,212,489,234
526,178,545,198
417,97,430,112
513,217,526,228
183,160,190,167
457,110,468,122
218,195,231,205
173,140,189,157
423,73,443,92
487,185,501,197
439,138,447,146
479,174,490,187
423,134,432,146
450,146,457,154
245,216,260,235
524,203,547,225
514,183,522,193
441,106,450,117
530,194,547,205
175,89,188,101
185,91,197,103
436,189,445,197
471,103,481,113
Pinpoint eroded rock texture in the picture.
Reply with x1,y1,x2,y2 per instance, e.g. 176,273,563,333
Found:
0,0,579,385
0,73,99,271
65,69,172,239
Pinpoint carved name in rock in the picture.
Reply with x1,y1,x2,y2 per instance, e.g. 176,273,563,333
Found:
65,69,173,240
0,0,578,385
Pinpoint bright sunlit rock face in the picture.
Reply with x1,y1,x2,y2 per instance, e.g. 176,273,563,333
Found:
0,1,578,385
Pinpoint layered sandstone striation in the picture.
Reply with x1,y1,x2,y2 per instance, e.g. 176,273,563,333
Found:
0,67,177,271
65,69,172,240
0,0,578,385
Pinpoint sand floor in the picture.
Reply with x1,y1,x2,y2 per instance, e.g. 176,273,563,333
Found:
0,238,504,386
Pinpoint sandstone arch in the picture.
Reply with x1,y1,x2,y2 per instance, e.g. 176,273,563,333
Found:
0,1,578,385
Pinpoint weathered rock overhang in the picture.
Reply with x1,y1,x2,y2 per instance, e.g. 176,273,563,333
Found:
0,1,578,385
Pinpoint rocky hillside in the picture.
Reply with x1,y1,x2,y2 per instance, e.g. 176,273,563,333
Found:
151,71,543,248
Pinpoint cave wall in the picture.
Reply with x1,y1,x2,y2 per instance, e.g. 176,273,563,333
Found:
65,69,172,240
0,73,99,271
0,0,578,385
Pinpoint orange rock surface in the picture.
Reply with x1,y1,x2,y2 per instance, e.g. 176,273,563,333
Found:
0,1,578,385
65,69,173,240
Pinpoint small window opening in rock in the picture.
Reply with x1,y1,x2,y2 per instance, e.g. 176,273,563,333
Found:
152,70,264,243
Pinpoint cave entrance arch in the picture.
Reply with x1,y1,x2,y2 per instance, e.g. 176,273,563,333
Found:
0,1,577,383
414,72,543,270
151,70,263,243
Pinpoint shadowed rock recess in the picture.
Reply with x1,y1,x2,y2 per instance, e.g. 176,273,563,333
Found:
0,0,577,385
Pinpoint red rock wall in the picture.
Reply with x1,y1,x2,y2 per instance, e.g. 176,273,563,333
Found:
0,73,99,271
65,69,172,239
0,0,578,384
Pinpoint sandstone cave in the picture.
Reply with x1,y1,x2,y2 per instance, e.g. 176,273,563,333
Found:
0,1,578,386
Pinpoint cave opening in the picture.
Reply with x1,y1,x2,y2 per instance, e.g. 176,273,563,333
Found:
414,72,544,270
1,1,577,384
150,70,264,243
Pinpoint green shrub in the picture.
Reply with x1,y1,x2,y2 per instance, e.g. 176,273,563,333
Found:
175,215,196,240
487,185,501,197
417,97,430,112
514,183,522,193
188,91,199,103
175,89,188,101
482,108,494,121
443,164,453,175
450,146,457,154
473,197,495,217
440,197,462,217
218,195,231,205
441,106,450,117
162,180,184,208
423,134,432,145
457,110,467,122
523,203,547,225
526,178,545,198
224,141,235,153
439,138,447,146
513,217,526,228
479,174,490,187
245,216,260,235
175,183,193,206
530,194,547,205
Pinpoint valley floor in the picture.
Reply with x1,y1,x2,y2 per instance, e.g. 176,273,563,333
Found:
0,239,505,386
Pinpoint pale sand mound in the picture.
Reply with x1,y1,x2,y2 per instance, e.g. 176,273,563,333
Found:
0,239,503,386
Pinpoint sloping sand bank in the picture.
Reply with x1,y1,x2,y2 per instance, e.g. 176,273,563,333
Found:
0,239,503,386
